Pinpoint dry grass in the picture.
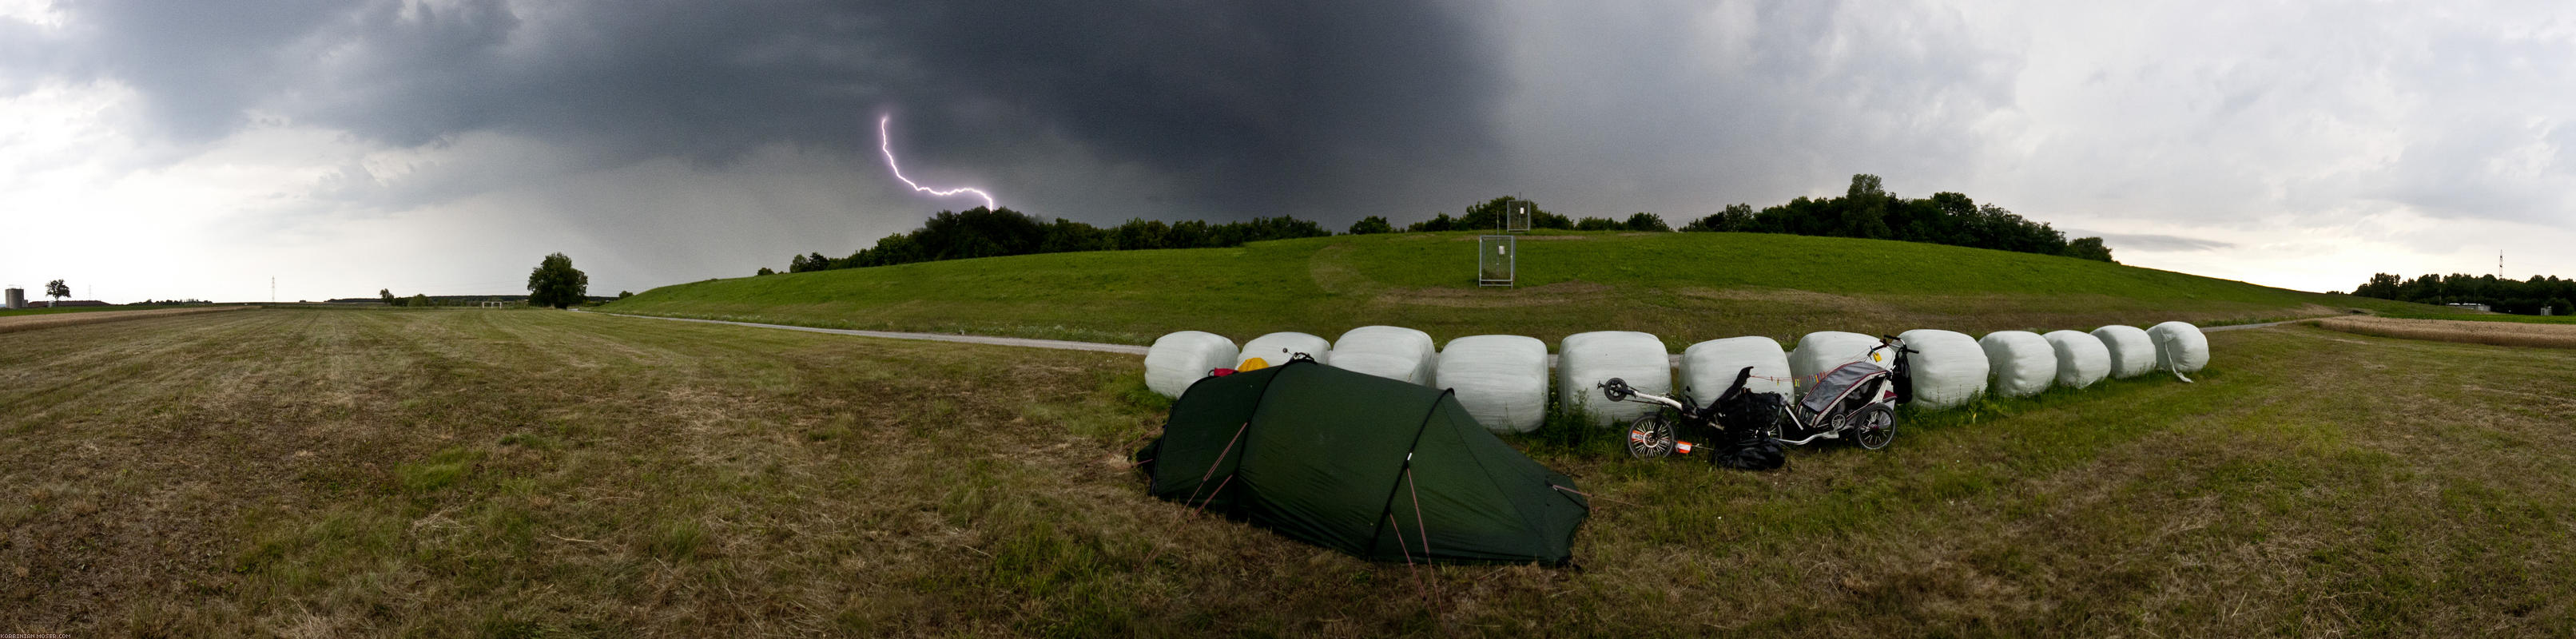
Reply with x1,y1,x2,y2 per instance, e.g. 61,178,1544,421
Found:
2314,316,2576,349
2,309,2573,637
0,306,249,334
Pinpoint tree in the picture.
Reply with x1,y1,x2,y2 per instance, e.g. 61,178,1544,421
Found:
407,293,431,308
1573,216,1621,231
2062,236,2116,263
526,252,590,309
618,291,634,299
46,279,69,306
1407,213,1458,232
756,267,775,276
380,288,396,305
1346,215,1394,235
1623,212,1670,232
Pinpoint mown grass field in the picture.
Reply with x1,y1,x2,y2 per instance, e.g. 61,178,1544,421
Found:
602,232,2451,348
6,308,2571,637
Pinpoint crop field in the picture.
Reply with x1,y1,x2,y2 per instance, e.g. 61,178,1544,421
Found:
2313,316,2576,349
602,232,2455,349
0,306,250,334
0,304,237,319
2372,308,2576,324
6,308,2572,637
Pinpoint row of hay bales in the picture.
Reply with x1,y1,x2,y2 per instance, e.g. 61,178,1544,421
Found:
1145,323,2211,434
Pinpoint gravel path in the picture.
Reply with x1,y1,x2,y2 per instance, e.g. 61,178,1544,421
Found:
2203,318,2312,332
584,311,1151,355
590,310,2314,361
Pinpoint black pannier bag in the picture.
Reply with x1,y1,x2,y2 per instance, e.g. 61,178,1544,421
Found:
1710,391,1787,470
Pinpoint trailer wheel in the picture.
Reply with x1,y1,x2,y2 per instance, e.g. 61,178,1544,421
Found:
1853,404,1895,450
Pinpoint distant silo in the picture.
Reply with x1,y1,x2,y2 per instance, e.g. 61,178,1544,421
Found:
4,288,22,310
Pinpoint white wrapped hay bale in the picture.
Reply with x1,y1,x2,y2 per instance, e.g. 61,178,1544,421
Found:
1979,331,2056,398
2043,330,2111,390
1557,331,1672,427
1895,329,1986,410
2090,325,2157,379
1236,331,1330,371
1677,336,1790,401
1436,335,1549,433
1789,331,1882,395
1330,325,1439,386
1143,331,1238,398
2148,321,2210,373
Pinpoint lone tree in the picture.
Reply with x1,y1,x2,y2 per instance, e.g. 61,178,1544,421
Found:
525,252,589,309
380,288,396,305
45,280,69,306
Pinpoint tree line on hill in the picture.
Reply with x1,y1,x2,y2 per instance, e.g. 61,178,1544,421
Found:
774,174,2110,275
2347,272,2574,316
783,208,1333,272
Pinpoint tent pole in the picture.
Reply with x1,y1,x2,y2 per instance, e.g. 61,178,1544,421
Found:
1180,421,1252,510
1367,391,1454,559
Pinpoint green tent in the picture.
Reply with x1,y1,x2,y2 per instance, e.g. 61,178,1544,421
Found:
1136,359,1589,565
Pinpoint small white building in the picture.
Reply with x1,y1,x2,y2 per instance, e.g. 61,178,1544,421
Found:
2447,303,2491,312
2,288,21,309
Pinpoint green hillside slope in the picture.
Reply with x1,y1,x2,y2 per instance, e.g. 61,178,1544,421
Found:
603,231,2450,347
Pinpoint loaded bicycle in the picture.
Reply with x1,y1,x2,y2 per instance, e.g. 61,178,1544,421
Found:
1602,334,1916,462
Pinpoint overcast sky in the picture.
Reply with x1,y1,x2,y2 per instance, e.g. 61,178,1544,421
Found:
3,0,2572,302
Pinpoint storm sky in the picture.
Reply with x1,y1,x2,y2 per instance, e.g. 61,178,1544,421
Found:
3,0,2572,301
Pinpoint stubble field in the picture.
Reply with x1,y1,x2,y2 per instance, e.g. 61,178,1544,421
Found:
3,308,2572,637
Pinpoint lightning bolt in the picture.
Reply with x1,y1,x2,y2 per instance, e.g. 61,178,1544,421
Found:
879,115,997,210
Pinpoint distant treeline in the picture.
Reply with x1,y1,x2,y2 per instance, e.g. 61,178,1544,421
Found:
1676,174,2110,261
777,173,2109,274
785,208,1331,272
2348,273,2574,316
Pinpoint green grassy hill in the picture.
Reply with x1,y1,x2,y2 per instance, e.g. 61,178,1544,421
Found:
604,231,2450,347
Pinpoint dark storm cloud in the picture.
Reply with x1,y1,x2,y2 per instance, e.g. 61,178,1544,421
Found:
15,0,1502,219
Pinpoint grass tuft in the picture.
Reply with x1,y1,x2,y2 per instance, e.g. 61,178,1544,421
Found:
396,447,483,492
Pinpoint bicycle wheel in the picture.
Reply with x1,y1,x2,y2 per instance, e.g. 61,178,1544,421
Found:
1852,404,1895,450
1626,411,1678,459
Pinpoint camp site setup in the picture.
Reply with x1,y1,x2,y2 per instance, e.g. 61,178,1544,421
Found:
1135,322,2212,565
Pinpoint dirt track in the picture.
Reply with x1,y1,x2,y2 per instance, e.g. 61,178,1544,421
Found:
0,306,253,334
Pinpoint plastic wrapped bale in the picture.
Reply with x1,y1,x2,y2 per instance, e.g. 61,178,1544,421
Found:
1789,331,1882,395
2147,321,2211,373
2090,325,2157,379
1979,331,2056,398
1894,329,1987,410
1143,331,1239,398
1330,325,1439,386
1237,331,1331,371
1676,336,1790,402
1435,335,1549,433
2043,330,2112,390
1557,331,1672,427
